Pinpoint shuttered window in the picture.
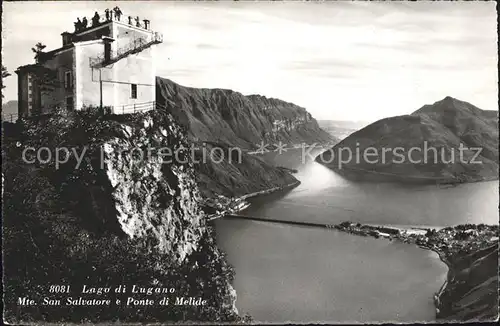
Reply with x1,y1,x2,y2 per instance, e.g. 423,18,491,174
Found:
64,71,73,89
131,84,137,99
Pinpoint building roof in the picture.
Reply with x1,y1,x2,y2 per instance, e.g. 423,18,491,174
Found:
43,44,75,58
15,64,43,74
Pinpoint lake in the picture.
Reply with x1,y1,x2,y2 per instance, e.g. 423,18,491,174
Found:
215,148,498,323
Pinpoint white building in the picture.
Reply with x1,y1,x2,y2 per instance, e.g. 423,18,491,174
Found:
16,8,163,118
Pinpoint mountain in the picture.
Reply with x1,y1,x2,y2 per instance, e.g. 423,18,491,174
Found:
2,100,18,121
316,97,499,183
318,120,368,140
156,78,334,150
156,77,335,197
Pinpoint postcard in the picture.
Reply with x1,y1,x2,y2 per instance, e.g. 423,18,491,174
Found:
2,0,498,324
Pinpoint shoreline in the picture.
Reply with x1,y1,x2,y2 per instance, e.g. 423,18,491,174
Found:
415,244,450,314
206,181,301,221
316,164,499,185
240,180,301,200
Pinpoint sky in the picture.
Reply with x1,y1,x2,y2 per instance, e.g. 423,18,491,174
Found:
2,1,498,122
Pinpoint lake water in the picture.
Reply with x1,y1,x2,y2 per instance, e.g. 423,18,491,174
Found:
215,148,498,323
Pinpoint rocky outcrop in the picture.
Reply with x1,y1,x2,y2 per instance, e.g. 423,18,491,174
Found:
316,97,499,183
2,108,241,323
102,113,204,260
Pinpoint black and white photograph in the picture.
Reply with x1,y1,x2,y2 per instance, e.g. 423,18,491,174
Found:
1,0,498,324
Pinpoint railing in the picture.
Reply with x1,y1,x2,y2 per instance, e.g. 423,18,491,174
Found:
2,113,19,123
111,100,156,114
90,33,163,68
2,111,55,123
1,101,168,123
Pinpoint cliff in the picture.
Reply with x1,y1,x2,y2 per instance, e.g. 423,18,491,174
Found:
156,78,334,197
102,113,203,259
2,108,241,323
437,243,498,321
316,97,499,183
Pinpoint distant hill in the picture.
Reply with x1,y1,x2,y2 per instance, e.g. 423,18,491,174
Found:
316,97,499,183
318,120,369,140
1,100,18,121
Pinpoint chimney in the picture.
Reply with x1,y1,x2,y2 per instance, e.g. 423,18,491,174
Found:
61,32,73,46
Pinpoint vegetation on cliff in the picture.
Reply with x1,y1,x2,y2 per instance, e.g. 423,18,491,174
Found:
2,108,243,323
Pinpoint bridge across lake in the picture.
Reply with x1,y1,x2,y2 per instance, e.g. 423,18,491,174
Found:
224,214,337,229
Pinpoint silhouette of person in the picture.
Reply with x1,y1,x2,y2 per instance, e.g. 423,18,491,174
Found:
105,9,111,21
128,16,133,25
82,17,88,29
135,16,140,27
113,6,122,21
75,18,82,31
92,11,100,26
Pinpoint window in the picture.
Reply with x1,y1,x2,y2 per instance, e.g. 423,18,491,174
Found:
64,71,73,89
66,96,74,111
131,84,137,99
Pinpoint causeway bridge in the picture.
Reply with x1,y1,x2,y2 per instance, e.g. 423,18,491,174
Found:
221,214,338,229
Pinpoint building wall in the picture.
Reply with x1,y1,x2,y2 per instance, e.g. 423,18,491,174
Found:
39,48,76,112
111,23,155,113
75,40,115,109
17,73,29,117
17,71,43,117
29,74,42,114
111,47,155,114
74,24,112,43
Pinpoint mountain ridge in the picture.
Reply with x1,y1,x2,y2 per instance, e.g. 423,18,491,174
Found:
156,77,336,150
156,77,335,197
316,96,499,183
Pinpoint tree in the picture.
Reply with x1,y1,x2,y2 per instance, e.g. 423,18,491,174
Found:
31,42,47,63
1,65,11,98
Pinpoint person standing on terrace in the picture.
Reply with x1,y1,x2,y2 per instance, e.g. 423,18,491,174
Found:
113,7,123,21
92,11,100,26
